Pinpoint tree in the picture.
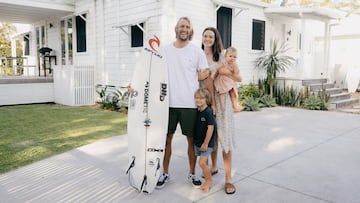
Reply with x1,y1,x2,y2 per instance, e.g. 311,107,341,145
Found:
0,22,17,57
261,0,360,14
255,40,295,97
0,22,21,75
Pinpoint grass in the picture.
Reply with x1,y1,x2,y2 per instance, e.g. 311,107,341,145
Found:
0,104,127,174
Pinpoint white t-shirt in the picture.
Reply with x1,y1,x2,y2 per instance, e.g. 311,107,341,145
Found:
164,42,208,108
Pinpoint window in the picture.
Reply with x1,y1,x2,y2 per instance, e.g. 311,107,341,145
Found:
76,14,87,52
60,17,73,65
24,34,30,56
131,23,144,47
217,7,232,49
41,25,46,46
35,25,46,57
67,18,73,65
60,20,66,65
252,19,265,50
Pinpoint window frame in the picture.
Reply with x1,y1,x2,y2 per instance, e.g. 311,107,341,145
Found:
130,22,144,48
23,34,30,56
60,17,74,65
217,6,232,49
76,13,87,53
251,19,265,51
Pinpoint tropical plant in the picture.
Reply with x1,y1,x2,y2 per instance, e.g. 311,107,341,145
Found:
95,84,129,111
95,84,108,108
260,95,277,107
303,95,322,110
255,40,295,97
273,85,303,107
257,78,270,96
317,86,330,110
243,96,261,111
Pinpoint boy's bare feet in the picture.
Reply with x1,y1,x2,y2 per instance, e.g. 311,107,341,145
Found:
200,181,212,192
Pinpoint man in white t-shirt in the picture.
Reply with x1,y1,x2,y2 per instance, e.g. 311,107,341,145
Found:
156,17,208,189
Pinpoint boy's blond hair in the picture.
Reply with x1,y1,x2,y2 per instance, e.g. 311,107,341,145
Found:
194,88,212,105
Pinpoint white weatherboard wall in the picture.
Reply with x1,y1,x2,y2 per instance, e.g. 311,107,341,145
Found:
95,0,163,88
232,3,269,84
97,0,273,88
0,83,54,106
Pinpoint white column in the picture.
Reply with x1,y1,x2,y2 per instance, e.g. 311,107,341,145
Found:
299,19,305,79
11,38,17,75
324,22,330,80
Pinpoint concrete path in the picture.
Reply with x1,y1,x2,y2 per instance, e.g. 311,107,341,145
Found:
1,107,360,203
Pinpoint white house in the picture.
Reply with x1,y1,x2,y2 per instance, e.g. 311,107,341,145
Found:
0,0,355,107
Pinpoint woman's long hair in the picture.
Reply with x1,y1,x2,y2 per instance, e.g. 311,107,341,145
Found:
201,27,224,62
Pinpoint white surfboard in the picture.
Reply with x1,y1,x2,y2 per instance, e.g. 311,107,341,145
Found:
126,35,168,194
345,66,360,93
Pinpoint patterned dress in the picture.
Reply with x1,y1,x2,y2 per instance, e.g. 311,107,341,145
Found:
199,57,236,153
215,88,236,153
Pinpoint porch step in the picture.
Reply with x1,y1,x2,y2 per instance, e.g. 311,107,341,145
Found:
329,98,359,110
302,78,327,86
302,79,358,109
324,88,343,95
312,87,342,95
309,83,335,91
329,93,351,102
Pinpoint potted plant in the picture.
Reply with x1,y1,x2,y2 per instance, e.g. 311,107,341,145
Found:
255,39,295,97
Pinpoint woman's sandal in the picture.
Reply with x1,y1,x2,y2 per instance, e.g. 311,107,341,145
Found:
225,183,236,195
211,170,218,176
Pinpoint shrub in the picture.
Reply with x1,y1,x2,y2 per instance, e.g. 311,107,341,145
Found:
238,84,260,101
303,96,322,110
273,85,302,107
243,96,261,111
260,95,277,107
95,84,127,111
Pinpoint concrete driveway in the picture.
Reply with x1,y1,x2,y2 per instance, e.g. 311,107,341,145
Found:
0,107,359,203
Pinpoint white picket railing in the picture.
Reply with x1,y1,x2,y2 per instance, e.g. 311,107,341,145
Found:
74,65,95,105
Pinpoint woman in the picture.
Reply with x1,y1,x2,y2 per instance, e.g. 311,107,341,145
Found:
200,27,241,194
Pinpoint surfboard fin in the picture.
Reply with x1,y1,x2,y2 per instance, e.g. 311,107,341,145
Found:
140,175,147,192
126,156,135,174
155,158,160,176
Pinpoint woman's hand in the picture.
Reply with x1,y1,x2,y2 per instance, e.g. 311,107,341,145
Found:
198,69,211,81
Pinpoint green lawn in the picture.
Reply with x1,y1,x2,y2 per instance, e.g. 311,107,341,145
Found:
0,104,127,174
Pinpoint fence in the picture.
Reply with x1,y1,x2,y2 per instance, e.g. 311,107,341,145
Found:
0,57,36,76
74,65,95,105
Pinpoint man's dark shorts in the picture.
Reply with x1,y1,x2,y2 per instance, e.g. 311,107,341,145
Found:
168,108,197,137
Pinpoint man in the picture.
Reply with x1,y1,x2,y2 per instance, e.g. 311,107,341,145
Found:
156,17,209,189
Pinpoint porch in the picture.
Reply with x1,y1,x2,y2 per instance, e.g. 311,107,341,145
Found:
0,0,96,106
0,77,54,106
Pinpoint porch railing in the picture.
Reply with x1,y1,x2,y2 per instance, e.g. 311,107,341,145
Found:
0,56,37,77
74,65,95,105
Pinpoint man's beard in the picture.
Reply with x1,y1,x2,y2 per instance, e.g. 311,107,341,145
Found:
177,33,189,41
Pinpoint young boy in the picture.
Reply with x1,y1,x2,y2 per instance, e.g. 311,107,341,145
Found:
213,47,242,112
194,88,216,192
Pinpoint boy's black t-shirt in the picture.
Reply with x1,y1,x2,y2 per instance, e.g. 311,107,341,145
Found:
194,106,216,148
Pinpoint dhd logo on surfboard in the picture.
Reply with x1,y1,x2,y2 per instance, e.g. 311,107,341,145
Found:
145,35,163,59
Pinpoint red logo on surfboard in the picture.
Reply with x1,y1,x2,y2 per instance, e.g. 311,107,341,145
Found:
148,35,160,53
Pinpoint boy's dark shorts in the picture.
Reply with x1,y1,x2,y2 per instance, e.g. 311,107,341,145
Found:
168,108,197,137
